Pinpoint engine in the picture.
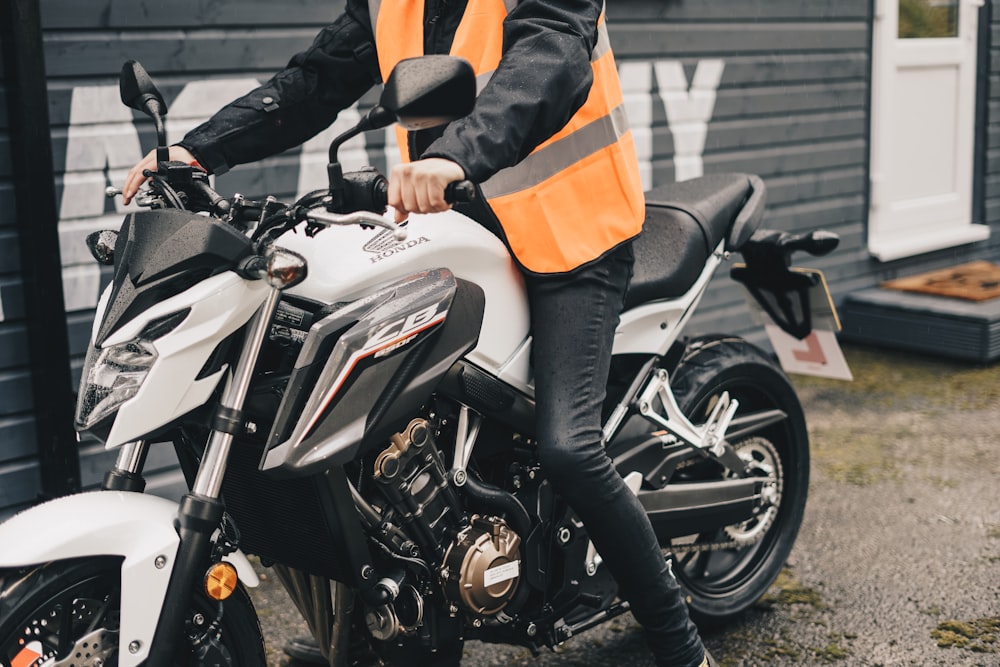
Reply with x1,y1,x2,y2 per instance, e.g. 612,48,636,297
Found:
369,417,524,635
441,515,521,616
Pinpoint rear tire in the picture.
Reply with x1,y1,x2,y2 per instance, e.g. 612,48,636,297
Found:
0,557,266,666
666,336,809,625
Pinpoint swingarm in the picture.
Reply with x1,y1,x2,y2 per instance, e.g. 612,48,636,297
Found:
635,368,756,477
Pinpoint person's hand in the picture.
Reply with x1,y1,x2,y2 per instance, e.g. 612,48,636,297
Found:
122,145,199,205
387,158,465,223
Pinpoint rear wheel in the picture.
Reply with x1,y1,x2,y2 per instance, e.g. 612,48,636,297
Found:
666,336,809,624
0,557,265,667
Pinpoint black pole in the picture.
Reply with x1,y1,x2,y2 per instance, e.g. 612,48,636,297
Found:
0,0,81,497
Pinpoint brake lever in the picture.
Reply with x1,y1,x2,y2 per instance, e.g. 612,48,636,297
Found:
305,208,408,241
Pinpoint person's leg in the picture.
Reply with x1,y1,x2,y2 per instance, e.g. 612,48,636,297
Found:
525,243,707,667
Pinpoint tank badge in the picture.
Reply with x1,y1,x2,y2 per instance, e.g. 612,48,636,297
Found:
364,229,431,264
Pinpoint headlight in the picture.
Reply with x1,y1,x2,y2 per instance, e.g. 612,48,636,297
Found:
75,309,190,431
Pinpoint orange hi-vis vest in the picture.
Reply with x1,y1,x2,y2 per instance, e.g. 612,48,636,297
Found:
369,0,645,274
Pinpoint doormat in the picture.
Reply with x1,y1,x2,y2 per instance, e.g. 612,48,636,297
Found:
881,261,1000,302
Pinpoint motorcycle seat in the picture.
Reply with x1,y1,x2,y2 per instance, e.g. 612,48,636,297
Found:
624,173,758,309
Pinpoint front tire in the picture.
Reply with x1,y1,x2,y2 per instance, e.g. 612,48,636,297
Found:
0,557,266,667
666,336,810,625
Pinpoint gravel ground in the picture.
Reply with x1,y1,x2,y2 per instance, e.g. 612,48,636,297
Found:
248,343,1000,666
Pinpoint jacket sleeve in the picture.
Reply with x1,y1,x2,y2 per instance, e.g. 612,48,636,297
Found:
178,0,381,175
421,0,603,184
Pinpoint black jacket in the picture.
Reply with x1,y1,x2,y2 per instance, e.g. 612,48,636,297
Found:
178,0,603,184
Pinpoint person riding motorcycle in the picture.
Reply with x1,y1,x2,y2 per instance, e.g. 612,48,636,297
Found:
124,0,717,665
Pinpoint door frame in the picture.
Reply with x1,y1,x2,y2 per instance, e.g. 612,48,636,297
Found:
867,0,990,262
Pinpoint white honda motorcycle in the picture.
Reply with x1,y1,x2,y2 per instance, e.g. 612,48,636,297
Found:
0,57,837,667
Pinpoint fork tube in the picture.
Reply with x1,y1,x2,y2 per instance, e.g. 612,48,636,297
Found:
146,288,280,667
101,440,149,492
192,287,281,499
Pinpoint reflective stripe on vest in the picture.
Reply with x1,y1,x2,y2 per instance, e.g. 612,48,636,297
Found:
371,0,644,273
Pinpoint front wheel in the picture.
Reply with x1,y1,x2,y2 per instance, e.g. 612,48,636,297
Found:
666,336,810,625
0,557,266,667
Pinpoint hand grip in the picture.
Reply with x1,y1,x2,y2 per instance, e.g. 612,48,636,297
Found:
190,178,230,214
445,180,476,204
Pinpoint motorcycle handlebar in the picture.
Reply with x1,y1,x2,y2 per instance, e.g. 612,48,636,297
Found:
189,177,230,215
445,180,476,204
338,171,475,214
303,178,473,241
129,165,473,244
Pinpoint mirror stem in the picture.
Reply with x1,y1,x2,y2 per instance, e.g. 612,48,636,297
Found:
325,106,396,212
152,114,170,165
327,125,365,165
326,161,345,212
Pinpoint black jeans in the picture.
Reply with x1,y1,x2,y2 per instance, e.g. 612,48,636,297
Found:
524,242,705,667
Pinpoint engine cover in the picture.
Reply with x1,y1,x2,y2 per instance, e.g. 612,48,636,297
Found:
441,516,521,617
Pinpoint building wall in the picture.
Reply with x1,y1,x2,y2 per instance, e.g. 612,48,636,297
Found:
0,31,46,517
0,0,996,517
0,0,352,517
987,4,1000,230
610,0,874,337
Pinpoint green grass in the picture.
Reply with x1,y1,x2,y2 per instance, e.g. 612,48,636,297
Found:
931,617,1000,653
791,344,1000,411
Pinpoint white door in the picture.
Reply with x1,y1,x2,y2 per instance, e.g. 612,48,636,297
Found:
868,0,989,261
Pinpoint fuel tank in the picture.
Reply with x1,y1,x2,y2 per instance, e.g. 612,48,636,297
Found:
277,209,531,387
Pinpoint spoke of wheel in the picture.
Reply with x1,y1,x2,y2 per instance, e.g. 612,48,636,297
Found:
57,601,73,655
674,531,712,572
83,597,111,635
676,549,697,569
691,549,712,580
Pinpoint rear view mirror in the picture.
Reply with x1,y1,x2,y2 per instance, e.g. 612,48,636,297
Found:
120,60,168,118
120,60,169,162
325,55,476,211
379,56,476,131
86,230,118,266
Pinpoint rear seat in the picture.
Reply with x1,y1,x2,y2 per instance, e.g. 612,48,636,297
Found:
624,173,757,309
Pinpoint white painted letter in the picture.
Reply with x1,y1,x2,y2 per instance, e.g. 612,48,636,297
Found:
618,62,655,191
654,60,725,182
60,85,144,222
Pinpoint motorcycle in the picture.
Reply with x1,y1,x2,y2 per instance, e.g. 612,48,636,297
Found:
0,56,838,667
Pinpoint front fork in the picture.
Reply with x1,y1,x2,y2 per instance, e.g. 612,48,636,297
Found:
102,440,150,493
122,287,282,667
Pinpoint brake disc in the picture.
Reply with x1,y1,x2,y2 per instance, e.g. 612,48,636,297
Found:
723,436,783,546
669,436,783,554
51,628,118,667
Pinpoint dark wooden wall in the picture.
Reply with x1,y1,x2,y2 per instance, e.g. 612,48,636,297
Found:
0,19,42,515
987,4,1000,232
0,0,996,518
0,133,44,514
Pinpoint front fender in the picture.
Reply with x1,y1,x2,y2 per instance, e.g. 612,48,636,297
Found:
0,491,258,667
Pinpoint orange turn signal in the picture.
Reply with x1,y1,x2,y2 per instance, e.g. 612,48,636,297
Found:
204,562,239,601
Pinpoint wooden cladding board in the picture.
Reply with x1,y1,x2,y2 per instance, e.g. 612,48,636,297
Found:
39,0,343,29
2,0,1000,516
2,0,875,514
607,2,874,339
986,9,1000,233
0,26,33,509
